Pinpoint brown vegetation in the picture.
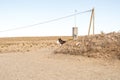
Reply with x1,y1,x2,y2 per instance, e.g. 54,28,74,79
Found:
0,37,58,53
55,32,120,60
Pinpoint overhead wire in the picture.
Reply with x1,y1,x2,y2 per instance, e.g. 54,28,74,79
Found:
0,9,92,33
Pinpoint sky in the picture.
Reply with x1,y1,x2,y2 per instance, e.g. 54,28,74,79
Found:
0,0,120,37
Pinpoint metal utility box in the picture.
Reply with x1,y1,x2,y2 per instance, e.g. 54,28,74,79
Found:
72,27,78,40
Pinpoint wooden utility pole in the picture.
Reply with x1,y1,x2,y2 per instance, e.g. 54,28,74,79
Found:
88,8,95,35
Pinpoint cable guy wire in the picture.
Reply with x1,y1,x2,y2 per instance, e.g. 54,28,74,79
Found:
0,9,92,33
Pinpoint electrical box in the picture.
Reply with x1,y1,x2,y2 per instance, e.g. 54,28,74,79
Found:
72,27,78,40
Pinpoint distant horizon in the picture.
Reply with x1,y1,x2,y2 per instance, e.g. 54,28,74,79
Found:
0,30,119,38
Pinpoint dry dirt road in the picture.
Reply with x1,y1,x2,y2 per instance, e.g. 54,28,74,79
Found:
0,48,120,80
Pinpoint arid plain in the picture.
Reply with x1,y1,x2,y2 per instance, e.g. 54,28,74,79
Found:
0,35,120,80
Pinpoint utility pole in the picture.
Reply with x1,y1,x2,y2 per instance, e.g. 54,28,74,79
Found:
88,8,95,35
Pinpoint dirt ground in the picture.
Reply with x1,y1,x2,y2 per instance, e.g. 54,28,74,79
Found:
0,37,120,80
0,48,120,80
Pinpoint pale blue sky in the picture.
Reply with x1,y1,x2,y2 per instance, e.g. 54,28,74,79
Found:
0,0,120,37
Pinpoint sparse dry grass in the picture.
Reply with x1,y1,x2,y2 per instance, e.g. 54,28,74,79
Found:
55,32,120,60
0,36,72,53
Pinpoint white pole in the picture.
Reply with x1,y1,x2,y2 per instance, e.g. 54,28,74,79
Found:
74,10,77,27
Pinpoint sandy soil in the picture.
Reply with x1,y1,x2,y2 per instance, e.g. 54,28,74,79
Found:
0,48,120,80
0,37,120,80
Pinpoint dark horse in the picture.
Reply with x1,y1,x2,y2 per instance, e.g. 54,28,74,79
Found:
57,38,66,45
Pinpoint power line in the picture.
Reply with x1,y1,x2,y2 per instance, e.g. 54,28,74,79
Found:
0,9,92,33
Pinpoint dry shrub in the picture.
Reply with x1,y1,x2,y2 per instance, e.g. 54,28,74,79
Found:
55,32,120,60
